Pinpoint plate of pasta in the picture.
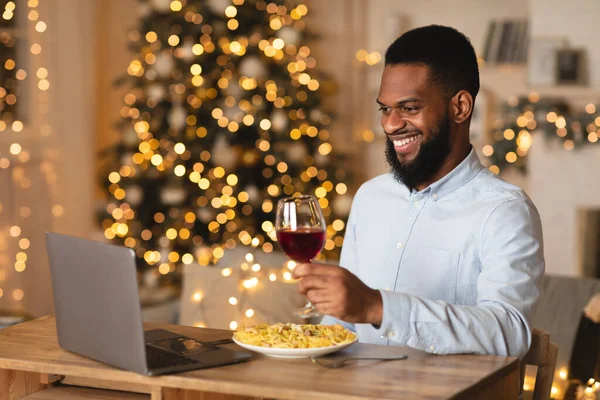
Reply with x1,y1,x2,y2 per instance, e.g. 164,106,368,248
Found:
232,323,357,358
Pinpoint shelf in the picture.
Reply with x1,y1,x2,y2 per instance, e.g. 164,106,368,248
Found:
479,65,600,103
22,385,149,400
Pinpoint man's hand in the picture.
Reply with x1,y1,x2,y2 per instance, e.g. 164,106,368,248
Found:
292,263,383,325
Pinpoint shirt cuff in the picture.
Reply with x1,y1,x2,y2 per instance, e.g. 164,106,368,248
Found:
320,314,356,333
372,290,412,343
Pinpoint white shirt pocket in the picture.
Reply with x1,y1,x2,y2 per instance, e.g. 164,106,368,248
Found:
397,246,461,304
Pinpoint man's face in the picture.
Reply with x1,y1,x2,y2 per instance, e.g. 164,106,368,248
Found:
377,64,453,188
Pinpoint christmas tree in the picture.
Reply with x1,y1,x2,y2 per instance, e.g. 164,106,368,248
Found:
99,0,352,291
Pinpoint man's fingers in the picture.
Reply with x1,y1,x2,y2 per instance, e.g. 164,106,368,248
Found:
292,263,343,279
305,289,331,304
297,275,331,294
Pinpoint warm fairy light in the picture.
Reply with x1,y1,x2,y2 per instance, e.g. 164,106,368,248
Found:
505,152,517,163
229,297,238,305
170,0,182,11
332,219,345,231
229,321,238,330
283,271,293,281
225,5,237,17
482,145,494,156
9,226,21,237
192,291,203,302
555,117,567,129
361,129,374,142
242,277,258,289
245,309,254,317
182,253,194,264
158,263,170,274
564,140,575,151
12,289,24,301
269,273,277,281
174,165,186,176
30,43,41,54
558,369,567,380
168,34,180,46
221,267,233,277
9,143,22,155
35,21,46,32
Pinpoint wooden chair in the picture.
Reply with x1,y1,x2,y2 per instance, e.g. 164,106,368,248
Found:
520,328,559,400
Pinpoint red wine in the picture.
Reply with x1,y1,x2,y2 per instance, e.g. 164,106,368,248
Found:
276,227,326,262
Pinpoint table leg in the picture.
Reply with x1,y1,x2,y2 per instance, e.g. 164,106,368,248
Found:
469,366,520,400
0,369,46,400
161,388,262,400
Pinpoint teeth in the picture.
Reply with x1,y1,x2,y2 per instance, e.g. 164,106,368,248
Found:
393,135,419,147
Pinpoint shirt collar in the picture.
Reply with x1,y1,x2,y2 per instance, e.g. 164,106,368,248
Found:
427,148,483,201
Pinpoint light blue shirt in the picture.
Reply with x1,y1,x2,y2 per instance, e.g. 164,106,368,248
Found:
322,149,545,358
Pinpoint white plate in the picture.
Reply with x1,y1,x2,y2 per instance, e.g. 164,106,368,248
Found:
232,336,358,359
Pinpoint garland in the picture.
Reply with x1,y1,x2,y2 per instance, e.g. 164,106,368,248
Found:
483,94,600,173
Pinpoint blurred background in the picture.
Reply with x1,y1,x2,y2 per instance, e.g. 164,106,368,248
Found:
1,0,599,398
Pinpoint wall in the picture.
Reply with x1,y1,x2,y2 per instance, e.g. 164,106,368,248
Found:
527,0,600,276
529,136,600,276
530,0,600,88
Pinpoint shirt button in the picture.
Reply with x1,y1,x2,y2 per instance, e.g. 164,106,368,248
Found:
396,242,403,249
432,193,438,200
429,345,436,352
413,201,420,208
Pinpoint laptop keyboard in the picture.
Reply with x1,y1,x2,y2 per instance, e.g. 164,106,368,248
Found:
145,345,199,370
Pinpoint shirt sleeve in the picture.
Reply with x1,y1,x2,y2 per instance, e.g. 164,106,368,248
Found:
319,192,361,333
373,199,545,358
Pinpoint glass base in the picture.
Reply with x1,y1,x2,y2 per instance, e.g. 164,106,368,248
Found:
295,301,320,319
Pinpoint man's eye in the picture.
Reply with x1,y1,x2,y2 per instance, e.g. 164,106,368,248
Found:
378,107,390,113
402,107,418,112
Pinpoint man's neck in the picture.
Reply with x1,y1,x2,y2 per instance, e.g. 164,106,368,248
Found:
414,144,472,191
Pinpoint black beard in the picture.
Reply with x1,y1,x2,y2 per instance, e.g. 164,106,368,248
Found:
385,115,452,189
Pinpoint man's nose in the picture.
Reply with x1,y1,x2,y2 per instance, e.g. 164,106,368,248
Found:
383,110,408,135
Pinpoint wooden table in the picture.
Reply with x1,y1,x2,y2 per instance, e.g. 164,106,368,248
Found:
0,316,519,400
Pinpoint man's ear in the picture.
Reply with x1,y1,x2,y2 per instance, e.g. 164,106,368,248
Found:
450,90,474,124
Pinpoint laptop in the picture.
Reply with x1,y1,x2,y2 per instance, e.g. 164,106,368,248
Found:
45,232,252,376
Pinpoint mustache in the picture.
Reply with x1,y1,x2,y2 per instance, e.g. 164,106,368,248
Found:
386,129,423,137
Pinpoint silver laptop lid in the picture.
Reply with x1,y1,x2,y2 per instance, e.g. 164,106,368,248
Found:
45,232,148,374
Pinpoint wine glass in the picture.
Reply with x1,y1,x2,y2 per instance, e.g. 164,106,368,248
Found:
275,195,326,318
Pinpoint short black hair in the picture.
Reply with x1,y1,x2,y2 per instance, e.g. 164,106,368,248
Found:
385,25,480,101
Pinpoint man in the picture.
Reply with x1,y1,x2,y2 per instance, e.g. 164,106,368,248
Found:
293,25,545,358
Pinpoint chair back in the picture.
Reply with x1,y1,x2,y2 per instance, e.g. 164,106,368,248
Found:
520,328,559,400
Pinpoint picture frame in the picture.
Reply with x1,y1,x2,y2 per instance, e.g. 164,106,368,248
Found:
556,48,586,85
528,37,568,87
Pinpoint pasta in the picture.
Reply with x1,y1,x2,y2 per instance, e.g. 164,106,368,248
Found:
233,323,356,348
